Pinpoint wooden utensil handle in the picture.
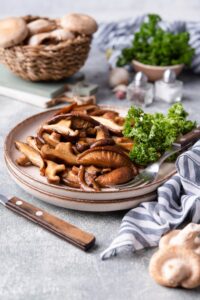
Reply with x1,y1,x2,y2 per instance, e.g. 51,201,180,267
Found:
6,197,95,251
173,126,200,147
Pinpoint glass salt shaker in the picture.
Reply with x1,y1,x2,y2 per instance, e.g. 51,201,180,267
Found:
127,72,154,107
155,69,183,103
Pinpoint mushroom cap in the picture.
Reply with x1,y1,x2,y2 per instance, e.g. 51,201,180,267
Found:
77,146,134,168
0,17,28,48
96,166,136,187
28,29,75,46
27,19,56,35
149,246,200,289
60,13,98,35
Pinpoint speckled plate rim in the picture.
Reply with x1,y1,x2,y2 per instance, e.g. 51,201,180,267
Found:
4,106,176,197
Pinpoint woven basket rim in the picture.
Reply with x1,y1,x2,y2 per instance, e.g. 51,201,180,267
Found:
1,34,91,51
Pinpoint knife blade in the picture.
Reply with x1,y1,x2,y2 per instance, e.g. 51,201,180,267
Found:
0,194,95,251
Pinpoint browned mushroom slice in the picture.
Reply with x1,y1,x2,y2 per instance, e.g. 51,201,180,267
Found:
26,136,43,152
76,140,90,153
116,143,134,152
103,111,119,120
90,138,115,148
72,104,99,114
114,116,125,126
15,141,45,173
79,137,96,145
78,166,95,192
16,154,31,166
91,116,123,135
77,146,133,168
96,166,135,187
42,132,61,147
41,142,78,165
86,127,97,136
62,169,80,188
54,102,77,116
85,172,100,192
90,109,118,118
85,165,102,175
45,160,65,184
43,119,78,137
70,114,99,130
96,125,110,140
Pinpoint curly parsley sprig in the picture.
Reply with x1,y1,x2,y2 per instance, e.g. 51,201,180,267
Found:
123,103,196,166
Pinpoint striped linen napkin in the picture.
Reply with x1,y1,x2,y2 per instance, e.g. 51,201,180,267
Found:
101,140,200,260
94,15,200,73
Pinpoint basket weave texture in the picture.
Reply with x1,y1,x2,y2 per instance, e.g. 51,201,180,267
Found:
0,16,92,81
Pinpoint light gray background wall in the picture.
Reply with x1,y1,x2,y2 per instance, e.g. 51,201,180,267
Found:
0,0,199,22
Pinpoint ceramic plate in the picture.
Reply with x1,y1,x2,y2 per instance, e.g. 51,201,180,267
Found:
4,107,176,211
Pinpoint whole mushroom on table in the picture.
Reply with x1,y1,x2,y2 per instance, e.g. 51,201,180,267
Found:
15,102,138,191
149,223,200,289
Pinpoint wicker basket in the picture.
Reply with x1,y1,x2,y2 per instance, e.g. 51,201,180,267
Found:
0,16,92,81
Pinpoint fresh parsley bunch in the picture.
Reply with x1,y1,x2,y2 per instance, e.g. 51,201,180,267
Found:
123,103,196,166
117,14,194,67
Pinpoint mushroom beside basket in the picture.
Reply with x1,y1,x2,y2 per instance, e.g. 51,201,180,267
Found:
0,14,97,81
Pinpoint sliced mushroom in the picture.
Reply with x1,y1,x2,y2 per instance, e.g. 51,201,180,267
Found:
43,119,78,137
62,169,80,188
85,172,100,192
54,102,77,116
90,109,118,117
15,141,45,174
16,154,31,166
96,125,110,140
91,116,123,135
72,104,99,114
78,166,95,192
41,142,78,165
77,146,134,168
76,140,90,153
70,114,99,130
96,166,135,187
90,138,115,148
26,136,43,152
45,160,65,184
42,132,61,147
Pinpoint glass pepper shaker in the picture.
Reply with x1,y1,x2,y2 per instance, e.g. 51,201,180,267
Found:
155,69,183,103
127,72,154,107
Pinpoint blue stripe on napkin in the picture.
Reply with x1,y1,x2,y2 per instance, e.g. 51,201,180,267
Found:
101,140,200,260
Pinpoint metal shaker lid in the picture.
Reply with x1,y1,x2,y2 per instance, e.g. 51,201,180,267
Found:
163,69,176,83
134,72,148,87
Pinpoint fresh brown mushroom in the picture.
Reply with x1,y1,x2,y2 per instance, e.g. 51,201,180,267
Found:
41,142,77,165
96,166,136,187
45,160,65,184
42,132,61,147
15,141,45,174
77,146,134,168
149,223,200,289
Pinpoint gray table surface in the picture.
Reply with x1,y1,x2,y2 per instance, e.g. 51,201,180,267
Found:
0,47,200,300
